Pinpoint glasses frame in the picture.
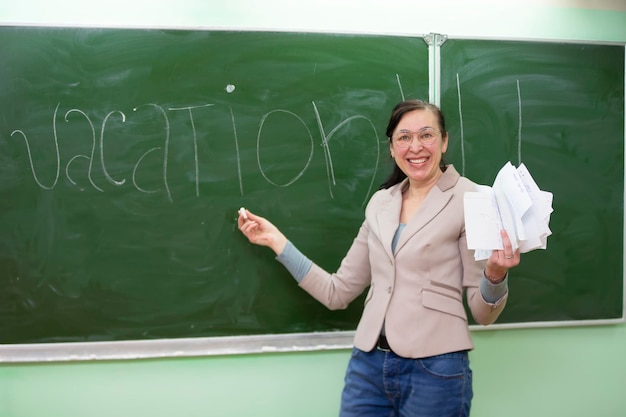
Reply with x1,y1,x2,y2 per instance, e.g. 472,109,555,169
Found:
391,128,441,148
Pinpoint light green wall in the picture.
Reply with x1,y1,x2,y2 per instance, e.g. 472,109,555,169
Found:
2,325,626,416
1,1,625,416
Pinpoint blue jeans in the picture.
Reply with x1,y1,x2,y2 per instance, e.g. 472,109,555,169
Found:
339,347,473,417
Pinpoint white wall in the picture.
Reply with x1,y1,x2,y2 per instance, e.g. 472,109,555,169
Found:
3,0,626,43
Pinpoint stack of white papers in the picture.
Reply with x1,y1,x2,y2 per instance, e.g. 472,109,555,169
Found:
464,161,553,261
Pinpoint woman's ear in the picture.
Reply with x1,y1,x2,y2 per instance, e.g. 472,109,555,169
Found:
441,133,449,154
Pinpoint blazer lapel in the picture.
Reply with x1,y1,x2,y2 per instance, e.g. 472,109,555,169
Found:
374,182,404,262
394,166,460,255
393,187,451,254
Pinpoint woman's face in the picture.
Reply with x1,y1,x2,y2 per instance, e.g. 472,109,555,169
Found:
389,109,448,186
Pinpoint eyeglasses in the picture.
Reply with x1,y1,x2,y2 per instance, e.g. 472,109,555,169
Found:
391,128,441,148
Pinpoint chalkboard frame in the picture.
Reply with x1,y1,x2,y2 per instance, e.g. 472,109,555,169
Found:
0,27,624,362
2,316,626,362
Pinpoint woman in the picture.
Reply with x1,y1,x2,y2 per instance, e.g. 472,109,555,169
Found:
238,99,519,417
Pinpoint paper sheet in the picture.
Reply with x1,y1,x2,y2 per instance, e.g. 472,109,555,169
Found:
464,162,553,260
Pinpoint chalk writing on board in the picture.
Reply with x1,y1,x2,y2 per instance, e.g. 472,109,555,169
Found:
64,107,103,192
455,73,466,175
311,101,380,206
168,103,215,198
396,74,405,101
10,101,381,206
455,75,525,175
515,79,522,165
257,109,314,188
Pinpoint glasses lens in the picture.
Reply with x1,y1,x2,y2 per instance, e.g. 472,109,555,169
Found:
394,133,412,148
418,128,438,145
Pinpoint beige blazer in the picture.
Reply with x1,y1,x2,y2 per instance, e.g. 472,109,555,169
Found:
299,165,507,359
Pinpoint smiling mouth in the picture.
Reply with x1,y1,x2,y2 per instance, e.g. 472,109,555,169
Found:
408,158,428,164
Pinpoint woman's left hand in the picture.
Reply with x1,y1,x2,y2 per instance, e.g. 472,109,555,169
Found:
485,229,520,283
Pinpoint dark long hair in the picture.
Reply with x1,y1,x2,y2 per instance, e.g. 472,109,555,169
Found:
378,99,448,190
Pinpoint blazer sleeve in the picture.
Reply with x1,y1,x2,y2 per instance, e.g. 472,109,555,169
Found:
461,231,508,325
298,220,373,310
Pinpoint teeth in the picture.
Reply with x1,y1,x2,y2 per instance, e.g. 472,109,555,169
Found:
409,158,427,163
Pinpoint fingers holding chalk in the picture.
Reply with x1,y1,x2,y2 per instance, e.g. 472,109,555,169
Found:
237,207,258,238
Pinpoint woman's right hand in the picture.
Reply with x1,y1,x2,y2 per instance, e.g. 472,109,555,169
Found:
237,208,288,255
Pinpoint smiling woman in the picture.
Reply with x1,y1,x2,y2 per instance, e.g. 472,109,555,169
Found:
237,99,519,416
388,103,448,191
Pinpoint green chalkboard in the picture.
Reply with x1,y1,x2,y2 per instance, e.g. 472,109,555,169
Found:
440,39,624,323
1,28,624,350
0,26,428,344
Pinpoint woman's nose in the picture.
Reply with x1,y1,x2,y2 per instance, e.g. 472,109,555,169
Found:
408,137,422,151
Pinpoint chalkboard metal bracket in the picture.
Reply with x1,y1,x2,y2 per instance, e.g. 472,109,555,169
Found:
423,32,448,47
426,33,448,106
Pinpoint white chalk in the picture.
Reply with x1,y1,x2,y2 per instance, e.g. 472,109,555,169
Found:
239,207,248,220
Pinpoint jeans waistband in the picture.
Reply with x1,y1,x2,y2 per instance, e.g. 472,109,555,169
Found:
375,335,469,359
